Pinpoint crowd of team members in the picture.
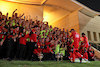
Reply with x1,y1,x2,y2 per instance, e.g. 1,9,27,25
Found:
0,9,95,62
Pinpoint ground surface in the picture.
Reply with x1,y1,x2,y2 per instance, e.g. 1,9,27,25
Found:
0,60,100,67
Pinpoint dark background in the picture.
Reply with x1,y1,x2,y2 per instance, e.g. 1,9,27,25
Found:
76,0,100,12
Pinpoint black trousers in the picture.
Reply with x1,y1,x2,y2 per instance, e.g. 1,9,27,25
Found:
32,54,39,61
2,39,7,58
49,53,56,61
43,53,50,60
43,53,56,61
0,45,3,59
16,43,21,59
26,42,36,60
88,52,95,61
19,44,26,59
6,39,14,59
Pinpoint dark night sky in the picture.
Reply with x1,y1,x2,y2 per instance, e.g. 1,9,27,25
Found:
76,0,100,12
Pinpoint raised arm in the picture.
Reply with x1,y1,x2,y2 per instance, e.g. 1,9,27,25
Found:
0,11,2,16
29,15,31,20
0,16,7,25
12,9,17,17
6,13,8,19
18,13,24,18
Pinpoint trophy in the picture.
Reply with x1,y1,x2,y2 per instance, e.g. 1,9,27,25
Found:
38,54,43,62
56,53,60,61
60,53,63,61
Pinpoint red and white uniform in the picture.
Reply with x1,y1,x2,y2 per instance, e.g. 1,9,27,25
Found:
83,36,89,48
70,31,82,62
82,36,89,60
70,31,80,48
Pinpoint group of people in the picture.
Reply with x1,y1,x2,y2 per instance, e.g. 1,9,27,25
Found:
0,9,95,62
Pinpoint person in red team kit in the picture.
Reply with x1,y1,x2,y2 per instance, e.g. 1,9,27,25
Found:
70,29,82,63
81,33,89,60
27,25,39,60
19,32,27,60
88,45,95,61
0,26,6,59
43,38,54,60
33,39,42,61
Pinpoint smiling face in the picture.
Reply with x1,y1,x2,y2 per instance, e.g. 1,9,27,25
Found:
46,38,49,42
23,28,26,33
42,39,45,43
82,35,84,37
33,26,38,31
70,30,74,33
16,27,19,31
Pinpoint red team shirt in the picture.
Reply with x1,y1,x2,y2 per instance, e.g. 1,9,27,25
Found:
43,42,51,53
30,34,37,42
83,36,89,48
19,37,27,45
70,31,80,48
30,28,37,42
33,42,42,55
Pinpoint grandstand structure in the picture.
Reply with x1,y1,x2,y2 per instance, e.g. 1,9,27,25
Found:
0,0,100,59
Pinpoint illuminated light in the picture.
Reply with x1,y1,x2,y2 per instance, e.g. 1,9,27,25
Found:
43,12,49,22
0,1,10,15
7,0,16,2
6,0,41,4
43,11,54,25
0,1,18,17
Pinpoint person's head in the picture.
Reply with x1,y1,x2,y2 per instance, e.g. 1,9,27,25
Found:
82,33,85,37
3,25,8,31
0,11,2,16
16,26,19,31
46,38,50,42
9,17,11,20
12,15,16,20
50,25,52,28
32,21,34,23
15,13,18,17
60,44,65,48
70,29,75,33
58,41,60,44
33,25,38,30
46,22,48,24
63,28,65,31
10,27,13,31
60,34,63,38
42,38,45,43
39,38,42,43
63,37,66,40
23,28,26,33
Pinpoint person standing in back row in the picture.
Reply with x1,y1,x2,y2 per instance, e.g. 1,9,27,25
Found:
27,25,39,60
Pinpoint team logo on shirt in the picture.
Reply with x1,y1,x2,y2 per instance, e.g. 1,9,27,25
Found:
75,34,79,38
